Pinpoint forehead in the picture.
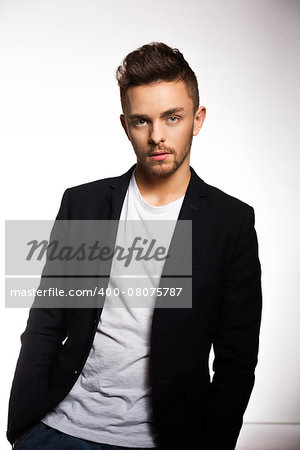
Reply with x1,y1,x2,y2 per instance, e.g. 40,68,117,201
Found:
123,80,193,115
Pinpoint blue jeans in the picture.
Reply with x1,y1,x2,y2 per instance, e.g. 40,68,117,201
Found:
13,422,161,450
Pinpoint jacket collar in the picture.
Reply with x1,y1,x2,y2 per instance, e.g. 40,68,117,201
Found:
106,163,207,220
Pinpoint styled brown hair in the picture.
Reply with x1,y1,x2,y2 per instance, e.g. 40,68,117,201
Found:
116,42,199,113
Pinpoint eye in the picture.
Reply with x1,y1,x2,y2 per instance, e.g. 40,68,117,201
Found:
167,116,180,123
135,119,147,127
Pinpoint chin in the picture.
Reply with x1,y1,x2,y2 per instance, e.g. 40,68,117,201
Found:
147,164,178,177
136,153,187,178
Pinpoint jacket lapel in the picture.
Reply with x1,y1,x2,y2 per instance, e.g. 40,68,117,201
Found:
177,166,208,221
105,164,136,220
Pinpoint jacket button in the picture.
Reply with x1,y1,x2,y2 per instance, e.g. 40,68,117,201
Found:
74,370,78,374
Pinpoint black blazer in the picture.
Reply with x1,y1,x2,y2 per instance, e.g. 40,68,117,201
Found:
7,164,262,449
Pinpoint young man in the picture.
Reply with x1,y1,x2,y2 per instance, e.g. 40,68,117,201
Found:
7,43,262,450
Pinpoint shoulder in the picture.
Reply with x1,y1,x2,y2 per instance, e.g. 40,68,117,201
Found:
62,164,135,199
55,166,135,219
205,182,254,214
55,174,120,220
191,166,254,217
65,172,124,199
205,183,256,239
190,166,256,230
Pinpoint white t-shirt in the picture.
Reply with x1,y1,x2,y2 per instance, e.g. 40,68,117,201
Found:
42,171,185,448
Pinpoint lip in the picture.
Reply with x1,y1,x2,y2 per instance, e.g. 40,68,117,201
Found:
149,152,171,161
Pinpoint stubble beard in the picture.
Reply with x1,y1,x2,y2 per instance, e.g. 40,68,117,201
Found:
135,133,193,178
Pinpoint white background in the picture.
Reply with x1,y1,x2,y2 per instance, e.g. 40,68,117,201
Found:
1,0,300,448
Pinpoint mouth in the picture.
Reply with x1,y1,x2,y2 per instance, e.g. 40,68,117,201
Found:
148,152,171,161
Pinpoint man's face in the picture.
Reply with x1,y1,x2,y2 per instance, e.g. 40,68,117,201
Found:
120,80,205,178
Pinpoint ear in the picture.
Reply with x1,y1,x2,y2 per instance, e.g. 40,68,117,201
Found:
120,114,131,141
193,106,206,136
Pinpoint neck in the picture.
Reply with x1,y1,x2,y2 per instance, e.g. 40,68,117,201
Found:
134,161,191,207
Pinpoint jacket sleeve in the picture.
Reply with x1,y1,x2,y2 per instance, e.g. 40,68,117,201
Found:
204,206,262,449
7,190,70,444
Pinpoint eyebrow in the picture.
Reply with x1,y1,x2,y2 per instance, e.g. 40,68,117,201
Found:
128,107,185,121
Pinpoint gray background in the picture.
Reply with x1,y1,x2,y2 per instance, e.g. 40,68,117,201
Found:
1,0,300,448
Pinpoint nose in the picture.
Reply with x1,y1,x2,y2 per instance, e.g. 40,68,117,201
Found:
149,121,165,145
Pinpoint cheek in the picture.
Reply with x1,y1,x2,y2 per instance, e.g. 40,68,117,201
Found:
129,129,148,149
169,124,193,146
130,133,145,150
